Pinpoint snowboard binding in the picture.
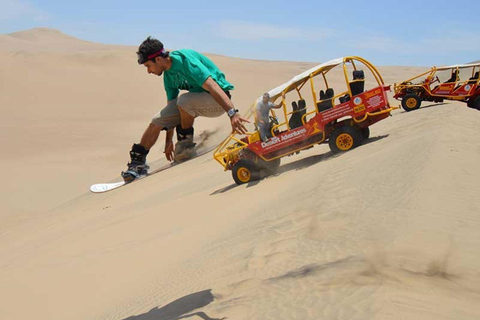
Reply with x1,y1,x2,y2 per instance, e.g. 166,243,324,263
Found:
121,143,150,183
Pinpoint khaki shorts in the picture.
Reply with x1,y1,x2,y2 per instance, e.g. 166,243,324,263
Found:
151,91,227,130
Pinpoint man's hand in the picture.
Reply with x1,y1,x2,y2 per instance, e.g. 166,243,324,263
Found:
164,140,174,161
230,113,249,134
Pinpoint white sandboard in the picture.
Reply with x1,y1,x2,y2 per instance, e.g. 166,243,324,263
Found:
90,181,127,193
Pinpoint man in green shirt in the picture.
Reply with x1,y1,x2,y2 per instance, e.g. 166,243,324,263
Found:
122,37,248,182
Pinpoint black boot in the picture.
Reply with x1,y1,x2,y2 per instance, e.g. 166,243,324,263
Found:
174,125,197,162
121,143,150,183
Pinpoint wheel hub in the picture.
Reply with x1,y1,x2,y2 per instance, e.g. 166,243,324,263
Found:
237,167,251,182
336,133,354,151
406,97,417,108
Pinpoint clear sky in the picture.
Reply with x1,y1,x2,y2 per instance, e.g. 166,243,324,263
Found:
1,0,479,66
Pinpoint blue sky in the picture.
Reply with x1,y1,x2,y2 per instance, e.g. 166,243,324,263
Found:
1,0,479,66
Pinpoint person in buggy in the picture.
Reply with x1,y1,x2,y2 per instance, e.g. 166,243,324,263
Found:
255,92,283,142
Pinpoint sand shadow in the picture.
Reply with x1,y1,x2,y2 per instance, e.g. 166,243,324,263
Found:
268,256,359,282
210,179,260,195
121,289,225,320
362,134,389,146
210,135,389,194
399,102,447,114
276,134,389,173
210,183,239,195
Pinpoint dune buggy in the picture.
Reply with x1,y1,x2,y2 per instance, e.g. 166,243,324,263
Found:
214,56,396,185
394,62,480,111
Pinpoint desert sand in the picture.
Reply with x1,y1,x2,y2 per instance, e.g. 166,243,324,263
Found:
0,28,479,320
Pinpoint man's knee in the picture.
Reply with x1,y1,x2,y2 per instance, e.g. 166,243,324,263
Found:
148,122,160,128
150,115,180,131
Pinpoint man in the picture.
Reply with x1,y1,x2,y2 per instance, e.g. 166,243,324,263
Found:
121,36,248,182
256,92,283,142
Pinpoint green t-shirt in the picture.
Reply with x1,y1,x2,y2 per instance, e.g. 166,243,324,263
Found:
163,49,234,101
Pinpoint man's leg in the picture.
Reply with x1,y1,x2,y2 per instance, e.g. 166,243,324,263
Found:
174,107,197,162
122,141,151,183
173,112,197,162
140,123,162,150
178,107,195,129
122,123,162,182
122,100,180,181
258,122,268,142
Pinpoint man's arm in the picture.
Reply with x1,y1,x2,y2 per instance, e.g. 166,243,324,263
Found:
273,101,283,109
202,77,249,134
165,127,174,142
275,93,286,109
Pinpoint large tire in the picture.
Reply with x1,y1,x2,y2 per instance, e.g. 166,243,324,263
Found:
328,125,363,154
232,159,259,185
469,96,480,110
360,127,370,140
258,158,281,176
401,93,422,112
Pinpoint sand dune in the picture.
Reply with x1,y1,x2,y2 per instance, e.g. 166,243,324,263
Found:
0,28,479,320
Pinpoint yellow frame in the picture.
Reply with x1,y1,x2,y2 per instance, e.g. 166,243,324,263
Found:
394,63,480,99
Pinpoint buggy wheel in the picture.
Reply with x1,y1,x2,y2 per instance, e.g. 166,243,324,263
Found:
232,159,259,185
469,96,480,110
401,93,421,111
329,125,363,154
360,127,370,140
259,158,281,176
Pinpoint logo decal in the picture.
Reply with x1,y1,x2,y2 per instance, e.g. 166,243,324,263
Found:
307,122,322,135
353,97,362,105
261,128,307,148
